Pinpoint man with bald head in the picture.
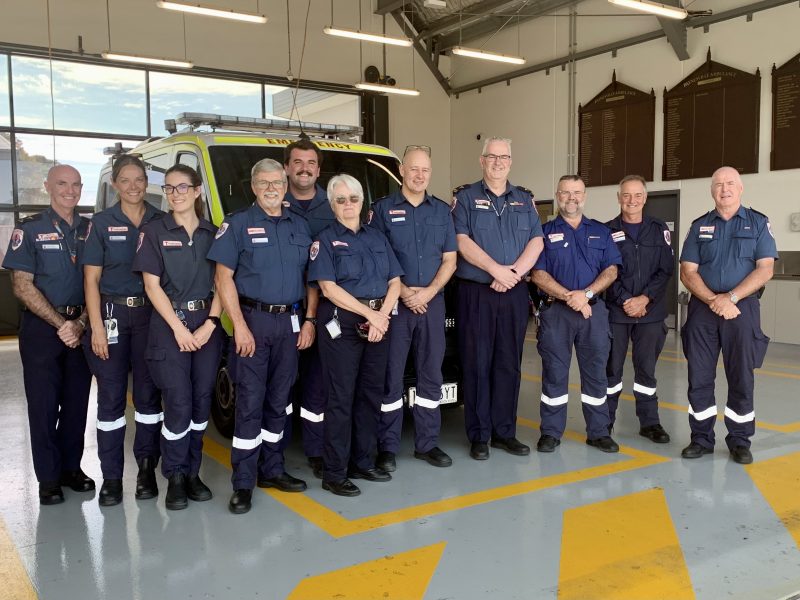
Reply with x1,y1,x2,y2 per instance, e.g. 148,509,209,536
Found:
679,166,778,464
3,164,95,504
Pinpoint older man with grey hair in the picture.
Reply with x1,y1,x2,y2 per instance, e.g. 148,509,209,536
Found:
209,157,315,514
452,137,544,460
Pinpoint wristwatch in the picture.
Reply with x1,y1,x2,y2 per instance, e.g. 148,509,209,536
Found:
305,316,318,325
207,316,221,327
728,292,739,305
584,289,595,300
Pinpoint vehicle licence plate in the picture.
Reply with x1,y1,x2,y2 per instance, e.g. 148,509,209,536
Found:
407,383,458,406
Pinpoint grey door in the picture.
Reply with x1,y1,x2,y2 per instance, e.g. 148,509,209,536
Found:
643,190,680,328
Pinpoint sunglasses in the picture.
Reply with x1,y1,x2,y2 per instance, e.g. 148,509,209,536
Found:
334,195,362,205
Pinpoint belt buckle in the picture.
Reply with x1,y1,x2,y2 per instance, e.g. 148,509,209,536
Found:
65,306,76,316
369,299,378,309
187,300,196,311
126,297,135,307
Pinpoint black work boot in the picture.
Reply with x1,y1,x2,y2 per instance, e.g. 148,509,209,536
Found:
165,473,188,510
136,456,158,500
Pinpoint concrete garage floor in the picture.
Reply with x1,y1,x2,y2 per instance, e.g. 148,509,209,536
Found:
1,327,799,600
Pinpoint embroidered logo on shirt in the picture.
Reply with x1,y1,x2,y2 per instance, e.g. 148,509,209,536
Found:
391,217,406,223
41,243,60,250
548,233,564,243
310,240,320,261
474,199,491,210
36,232,60,242
11,229,23,251
109,235,127,242
251,237,269,244
509,201,525,206
388,209,406,215
247,227,266,235
611,231,626,243
332,241,349,247
108,226,128,232
215,222,229,239
162,240,182,247
699,225,715,234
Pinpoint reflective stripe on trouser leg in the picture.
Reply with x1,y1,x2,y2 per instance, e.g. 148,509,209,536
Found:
410,295,445,453
188,320,222,477
298,342,326,458
606,321,632,426
130,303,163,463
575,301,613,439
537,302,574,440
681,297,721,449
630,321,667,428
379,301,415,454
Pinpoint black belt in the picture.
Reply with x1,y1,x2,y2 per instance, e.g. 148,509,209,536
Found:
57,304,84,319
544,296,597,307
358,298,384,310
102,295,149,308
239,296,297,314
171,298,210,311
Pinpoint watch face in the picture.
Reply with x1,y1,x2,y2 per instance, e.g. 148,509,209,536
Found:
585,290,594,299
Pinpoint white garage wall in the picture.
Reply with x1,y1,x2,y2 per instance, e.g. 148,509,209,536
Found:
0,0,452,197
450,0,800,252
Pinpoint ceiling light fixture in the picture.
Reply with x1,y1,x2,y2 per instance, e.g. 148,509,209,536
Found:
354,82,420,96
324,26,412,47
451,46,526,65
607,0,688,20
156,1,268,24
102,52,194,69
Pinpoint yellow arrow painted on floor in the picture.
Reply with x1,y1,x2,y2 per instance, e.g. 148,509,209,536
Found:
747,451,800,550
559,488,694,600
287,541,446,600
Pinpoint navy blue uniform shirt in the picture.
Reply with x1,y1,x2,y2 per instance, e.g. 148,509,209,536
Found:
3,207,89,306
308,221,403,299
680,205,778,292
131,213,217,303
452,180,544,284
534,215,622,291
605,215,674,324
207,203,312,305
369,190,457,288
81,201,164,297
284,185,335,238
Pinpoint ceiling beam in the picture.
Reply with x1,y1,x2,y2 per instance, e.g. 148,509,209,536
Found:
657,16,688,60
418,0,528,39
375,0,407,16
390,10,452,95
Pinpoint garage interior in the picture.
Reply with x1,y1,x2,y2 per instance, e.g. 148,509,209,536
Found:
1,1,800,599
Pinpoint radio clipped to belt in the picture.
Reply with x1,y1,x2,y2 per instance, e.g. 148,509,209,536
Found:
104,302,119,345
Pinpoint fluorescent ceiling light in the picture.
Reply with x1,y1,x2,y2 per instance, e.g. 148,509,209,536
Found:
451,46,526,65
102,52,194,69
607,0,688,20
354,82,420,96
324,26,412,47
156,1,267,24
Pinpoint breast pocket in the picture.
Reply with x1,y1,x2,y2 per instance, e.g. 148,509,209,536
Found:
248,237,275,268
514,211,531,231
734,231,756,258
290,233,312,268
473,212,493,230
426,216,448,246
36,242,66,270
335,250,363,280
697,237,717,263
106,235,130,263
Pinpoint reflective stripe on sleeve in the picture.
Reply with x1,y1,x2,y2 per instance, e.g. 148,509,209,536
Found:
541,394,569,406
414,395,440,410
300,408,324,423
232,434,262,450
134,411,164,424
633,382,657,396
97,415,127,432
724,406,755,423
381,398,403,413
581,393,607,406
688,405,717,421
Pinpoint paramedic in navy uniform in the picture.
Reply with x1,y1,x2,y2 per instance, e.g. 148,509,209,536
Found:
82,154,164,506
604,175,674,443
282,139,334,479
308,174,403,497
3,164,94,505
209,158,313,515
451,137,543,460
679,166,777,465
531,175,621,454
132,164,223,510
370,145,457,472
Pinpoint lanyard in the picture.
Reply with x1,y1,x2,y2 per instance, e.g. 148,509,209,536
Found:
52,218,78,264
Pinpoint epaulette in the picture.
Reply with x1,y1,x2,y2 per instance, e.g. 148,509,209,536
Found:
690,211,713,224
589,218,611,229
516,185,534,198
452,184,470,196
748,207,768,220
430,194,449,206
18,213,44,225
372,194,391,206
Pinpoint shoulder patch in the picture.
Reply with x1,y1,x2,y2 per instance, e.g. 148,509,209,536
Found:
215,222,229,239
136,231,145,253
85,220,93,239
767,221,774,238
367,209,374,224
450,197,457,213
663,229,671,245
309,240,319,261
10,229,24,251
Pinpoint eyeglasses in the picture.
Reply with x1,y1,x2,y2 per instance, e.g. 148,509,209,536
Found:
482,154,511,162
334,195,362,205
403,145,432,158
557,190,585,198
161,183,197,194
253,179,285,190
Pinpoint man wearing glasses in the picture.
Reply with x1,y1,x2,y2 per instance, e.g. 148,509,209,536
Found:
208,158,315,514
369,145,457,472
282,139,333,479
531,175,621,454
452,137,544,460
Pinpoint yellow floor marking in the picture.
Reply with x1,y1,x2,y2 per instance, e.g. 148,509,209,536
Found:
747,451,800,550
0,514,37,600
202,424,668,539
558,488,694,600
521,373,800,432
286,542,446,600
